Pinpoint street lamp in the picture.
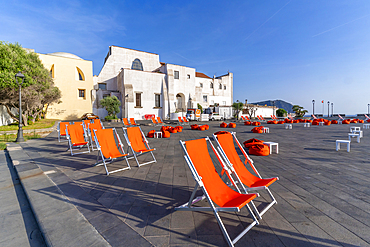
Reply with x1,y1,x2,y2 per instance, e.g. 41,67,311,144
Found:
368,104,369,115
125,94,129,118
327,101,330,118
236,100,240,120
312,100,315,115
331,103,333,117
15,72,25,142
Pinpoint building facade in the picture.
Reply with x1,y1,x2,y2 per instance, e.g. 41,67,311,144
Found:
38,52,94,120
93,46,233,120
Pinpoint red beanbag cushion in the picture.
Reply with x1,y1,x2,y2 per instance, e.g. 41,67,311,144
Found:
331,120,338,124
220,122,228,128
243,138,264,148
249,144,270,156
147,130,155,138
214,131,229,135
324,121,331,126
191,124,199,130
252,121,261,126
162,131,171,138
170,128,177,133
204,124,209,130
198,125,206,131
228,123,236,128
244,121,252,125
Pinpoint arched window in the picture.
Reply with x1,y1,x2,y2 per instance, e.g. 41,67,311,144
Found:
76,67,85,81
50,64,54,78
131,59,143,71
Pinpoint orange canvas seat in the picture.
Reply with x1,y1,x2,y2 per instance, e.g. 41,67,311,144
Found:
151,117,159,126
156,117,164,125
176,137,259,247
213,131,278,219
122,126,156,167
122,118,131,126
57,121,69,142
66,123,90,156
87,121,104,150
129,118,138,125
182,117,190,125
94,128,130,175
178,117,184,125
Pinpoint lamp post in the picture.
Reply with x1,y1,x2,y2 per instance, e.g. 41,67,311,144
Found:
15,72,25,142
236,100,240,120
331,103,333,117
312,100,315,115
368,104,369,115
327,101,330,118
272,100,275,116
125,94,129,118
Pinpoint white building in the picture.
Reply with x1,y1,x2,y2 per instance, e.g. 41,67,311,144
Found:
93,46,233,120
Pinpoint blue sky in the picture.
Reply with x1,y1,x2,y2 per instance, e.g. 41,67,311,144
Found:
1,0,370,115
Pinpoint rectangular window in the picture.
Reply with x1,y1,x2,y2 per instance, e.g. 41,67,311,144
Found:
155,94,160,107
136,93,142,107
224,85,226,90
210,83,213,89
219,84,222,89
200,83,203,88
98,83,107,90
174,71,179,79
78,89,86,99
203,95,207,103
187,74,190,79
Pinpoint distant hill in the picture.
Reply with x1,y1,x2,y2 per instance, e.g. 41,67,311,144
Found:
251,99,294,113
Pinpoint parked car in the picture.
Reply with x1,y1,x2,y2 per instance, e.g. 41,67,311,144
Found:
81,113,99,120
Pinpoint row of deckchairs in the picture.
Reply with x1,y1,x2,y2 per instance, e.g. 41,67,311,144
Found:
122,118,139,126
178,116,190,125
57,121,156,175
177,131,278,247
151,117,165,126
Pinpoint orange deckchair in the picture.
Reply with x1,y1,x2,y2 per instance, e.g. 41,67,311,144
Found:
182,117,190,125
122,118,131,126
213,131,278,219
57,121,69,142
94,128,130,175
178,117,184,125
241,116,246,122
129,118,138,125
82,119,91,129
87,121,104,150
177,137,259,247
122,127,156,167
151,117,159,126
66,123,90,156
156,117,164,125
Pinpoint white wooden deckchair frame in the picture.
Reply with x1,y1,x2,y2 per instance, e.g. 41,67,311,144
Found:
94,128,130,175
176,137,260,247
122,126,156,167
212,131,278,219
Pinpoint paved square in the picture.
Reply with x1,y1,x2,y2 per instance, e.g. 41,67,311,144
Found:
12,121,370,246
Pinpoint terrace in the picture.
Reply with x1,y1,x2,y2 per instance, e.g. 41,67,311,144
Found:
5,121,370,246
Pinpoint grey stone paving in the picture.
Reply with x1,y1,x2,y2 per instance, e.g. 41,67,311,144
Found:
0,150,45,247
7,121,370,246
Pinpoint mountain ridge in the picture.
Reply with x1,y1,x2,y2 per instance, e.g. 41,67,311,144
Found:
251,99,294,113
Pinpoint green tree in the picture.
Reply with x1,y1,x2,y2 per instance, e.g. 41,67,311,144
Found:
197,103,203,113
0,42,61,125
292,105,308,117
232,102,243,120
276,108,287,117
100,96,121,119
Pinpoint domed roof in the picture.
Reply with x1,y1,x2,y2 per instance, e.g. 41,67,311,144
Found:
47,52,82,60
